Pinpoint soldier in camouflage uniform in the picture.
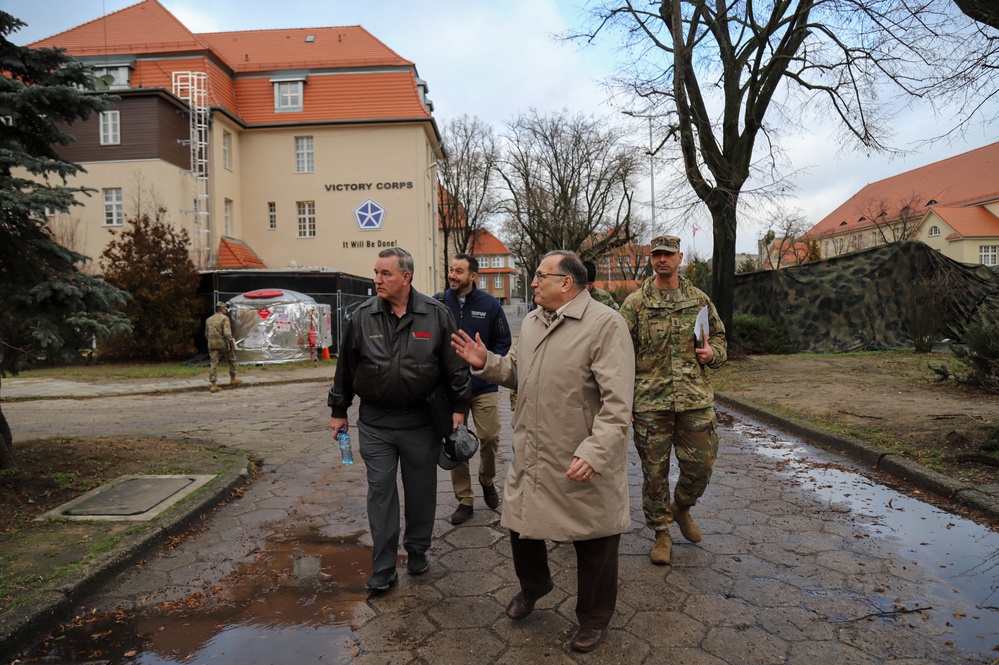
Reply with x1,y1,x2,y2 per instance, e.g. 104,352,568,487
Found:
205,301,241,392
619,236,726,565
584,260,619,310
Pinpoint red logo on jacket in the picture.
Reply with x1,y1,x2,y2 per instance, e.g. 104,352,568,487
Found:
413,331,431,340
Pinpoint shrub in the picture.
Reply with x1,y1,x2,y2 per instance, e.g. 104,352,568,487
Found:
952,320,999,393
730,314,797,356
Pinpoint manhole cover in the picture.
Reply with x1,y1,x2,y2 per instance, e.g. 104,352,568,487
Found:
39,474,216,522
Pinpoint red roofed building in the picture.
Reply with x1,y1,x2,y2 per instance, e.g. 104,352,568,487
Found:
468,229,519,305
806,141,999,266
26,0,445,291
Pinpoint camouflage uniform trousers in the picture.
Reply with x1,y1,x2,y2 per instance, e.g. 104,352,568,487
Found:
208,349,237,384
632,406,719,532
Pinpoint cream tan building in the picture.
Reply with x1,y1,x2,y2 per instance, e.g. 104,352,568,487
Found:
30,0,447,293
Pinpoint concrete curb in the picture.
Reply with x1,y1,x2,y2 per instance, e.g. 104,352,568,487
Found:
715,392,999,521
0,454,254,658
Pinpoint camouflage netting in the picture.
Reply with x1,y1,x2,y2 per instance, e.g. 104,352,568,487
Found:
734,241,999,353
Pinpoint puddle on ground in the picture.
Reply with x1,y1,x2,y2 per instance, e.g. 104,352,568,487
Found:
720,408,999,655
17,528,373,664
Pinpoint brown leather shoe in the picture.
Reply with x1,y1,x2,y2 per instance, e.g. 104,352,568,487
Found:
569,627,607,652
504,580,554,620
481,483,500,510
450,504,473,525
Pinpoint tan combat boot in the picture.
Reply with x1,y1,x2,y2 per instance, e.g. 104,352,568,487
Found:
210,382,221,393
671,502,702,543
230,374,243,387
650,531,672,565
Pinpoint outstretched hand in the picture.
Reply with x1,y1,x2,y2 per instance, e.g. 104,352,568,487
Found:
451,330,487,369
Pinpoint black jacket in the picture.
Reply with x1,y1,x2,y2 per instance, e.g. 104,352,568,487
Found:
435,285,511,395
328,289,471,422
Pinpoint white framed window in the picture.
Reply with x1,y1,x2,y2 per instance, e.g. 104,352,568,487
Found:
222,131,232,170
297,201,316,238
980,245,998,266
491,256,503,268
99,110,120,145
224,199,233,236
494,275,503,289
268,202,277,230
479,276,487,289
928,225,940,237
274,80,304,112
92,65,130,88
103,188,123,226
295,136,314,173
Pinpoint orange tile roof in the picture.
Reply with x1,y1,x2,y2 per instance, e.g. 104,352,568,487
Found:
217,237,267,269
197,26,412,73
809,141,999,238
29,0,206,55
27,0,429,127
469,229,511,255
233,71,429,125
929,205,999,238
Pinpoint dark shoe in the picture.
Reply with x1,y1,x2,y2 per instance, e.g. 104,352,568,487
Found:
365,569,398,592
450,504,474,525
481,483,500,510
569,627,607,652
505,580,554,620
407,552,429,575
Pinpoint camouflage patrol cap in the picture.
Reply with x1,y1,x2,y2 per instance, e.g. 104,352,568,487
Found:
438,424,480,470
216,301,229,311
650,235,681,253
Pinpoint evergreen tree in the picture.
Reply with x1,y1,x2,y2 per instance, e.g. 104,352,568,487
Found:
101,208,202,360
0,12,131,468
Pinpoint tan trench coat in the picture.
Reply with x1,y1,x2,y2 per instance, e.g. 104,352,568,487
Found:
476,290,635,542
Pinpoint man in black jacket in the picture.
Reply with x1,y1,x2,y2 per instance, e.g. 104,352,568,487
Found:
437,253,512,524
329,247,471,592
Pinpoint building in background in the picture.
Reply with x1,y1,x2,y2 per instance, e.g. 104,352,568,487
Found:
468,229,518,305
27,0,445,292
806,141,999,266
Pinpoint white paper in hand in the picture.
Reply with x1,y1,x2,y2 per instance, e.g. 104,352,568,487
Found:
694,306,710,348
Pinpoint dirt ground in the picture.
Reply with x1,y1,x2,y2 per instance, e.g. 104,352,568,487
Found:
713,351,999,486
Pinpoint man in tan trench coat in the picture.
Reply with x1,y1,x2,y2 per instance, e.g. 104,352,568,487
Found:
452,250,635,653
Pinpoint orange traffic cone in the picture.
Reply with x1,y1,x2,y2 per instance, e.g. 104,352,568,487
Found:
321,347,331,360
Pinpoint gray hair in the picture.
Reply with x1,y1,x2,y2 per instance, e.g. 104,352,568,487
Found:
543,250,586,290
378,247,414,275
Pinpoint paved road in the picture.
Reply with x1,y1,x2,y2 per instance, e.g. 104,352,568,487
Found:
5,377,997,664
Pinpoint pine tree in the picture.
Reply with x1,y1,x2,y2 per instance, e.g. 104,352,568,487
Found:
0,12,131,468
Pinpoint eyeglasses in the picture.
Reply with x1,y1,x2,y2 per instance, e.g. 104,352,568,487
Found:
534,271,568,281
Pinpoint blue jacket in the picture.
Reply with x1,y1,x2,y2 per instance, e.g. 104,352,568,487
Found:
436,285,511,395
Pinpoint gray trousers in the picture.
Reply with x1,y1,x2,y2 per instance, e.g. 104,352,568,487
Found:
358,419,440,573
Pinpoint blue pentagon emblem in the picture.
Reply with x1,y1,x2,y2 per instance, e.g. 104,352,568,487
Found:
354,198,386,231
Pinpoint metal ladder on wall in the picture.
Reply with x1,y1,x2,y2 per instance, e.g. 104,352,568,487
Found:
172,71,211,267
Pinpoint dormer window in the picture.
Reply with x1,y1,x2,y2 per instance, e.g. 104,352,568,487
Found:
272,77,306,112
927,199,938,206
928,225,940,237
839,221,848,226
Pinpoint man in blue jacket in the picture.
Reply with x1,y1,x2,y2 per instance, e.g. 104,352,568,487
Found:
437,253,512,524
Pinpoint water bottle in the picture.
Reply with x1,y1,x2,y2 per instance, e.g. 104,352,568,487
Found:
338,429,354,466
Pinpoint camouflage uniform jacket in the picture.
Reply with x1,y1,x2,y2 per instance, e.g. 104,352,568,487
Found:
590,287,619,310
205,312,232,351
619,275,727,413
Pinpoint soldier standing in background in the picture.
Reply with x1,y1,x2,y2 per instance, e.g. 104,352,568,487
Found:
205,301,240,393
619,236,726,565
584,260,620,310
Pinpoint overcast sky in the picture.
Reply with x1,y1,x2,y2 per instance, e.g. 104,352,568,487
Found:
5,0,997,256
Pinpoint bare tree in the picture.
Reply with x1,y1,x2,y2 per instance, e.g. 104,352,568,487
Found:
579,1,998,333
861,193,925,247
437,115,500,283
498,109,639,276
762,210,811,269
